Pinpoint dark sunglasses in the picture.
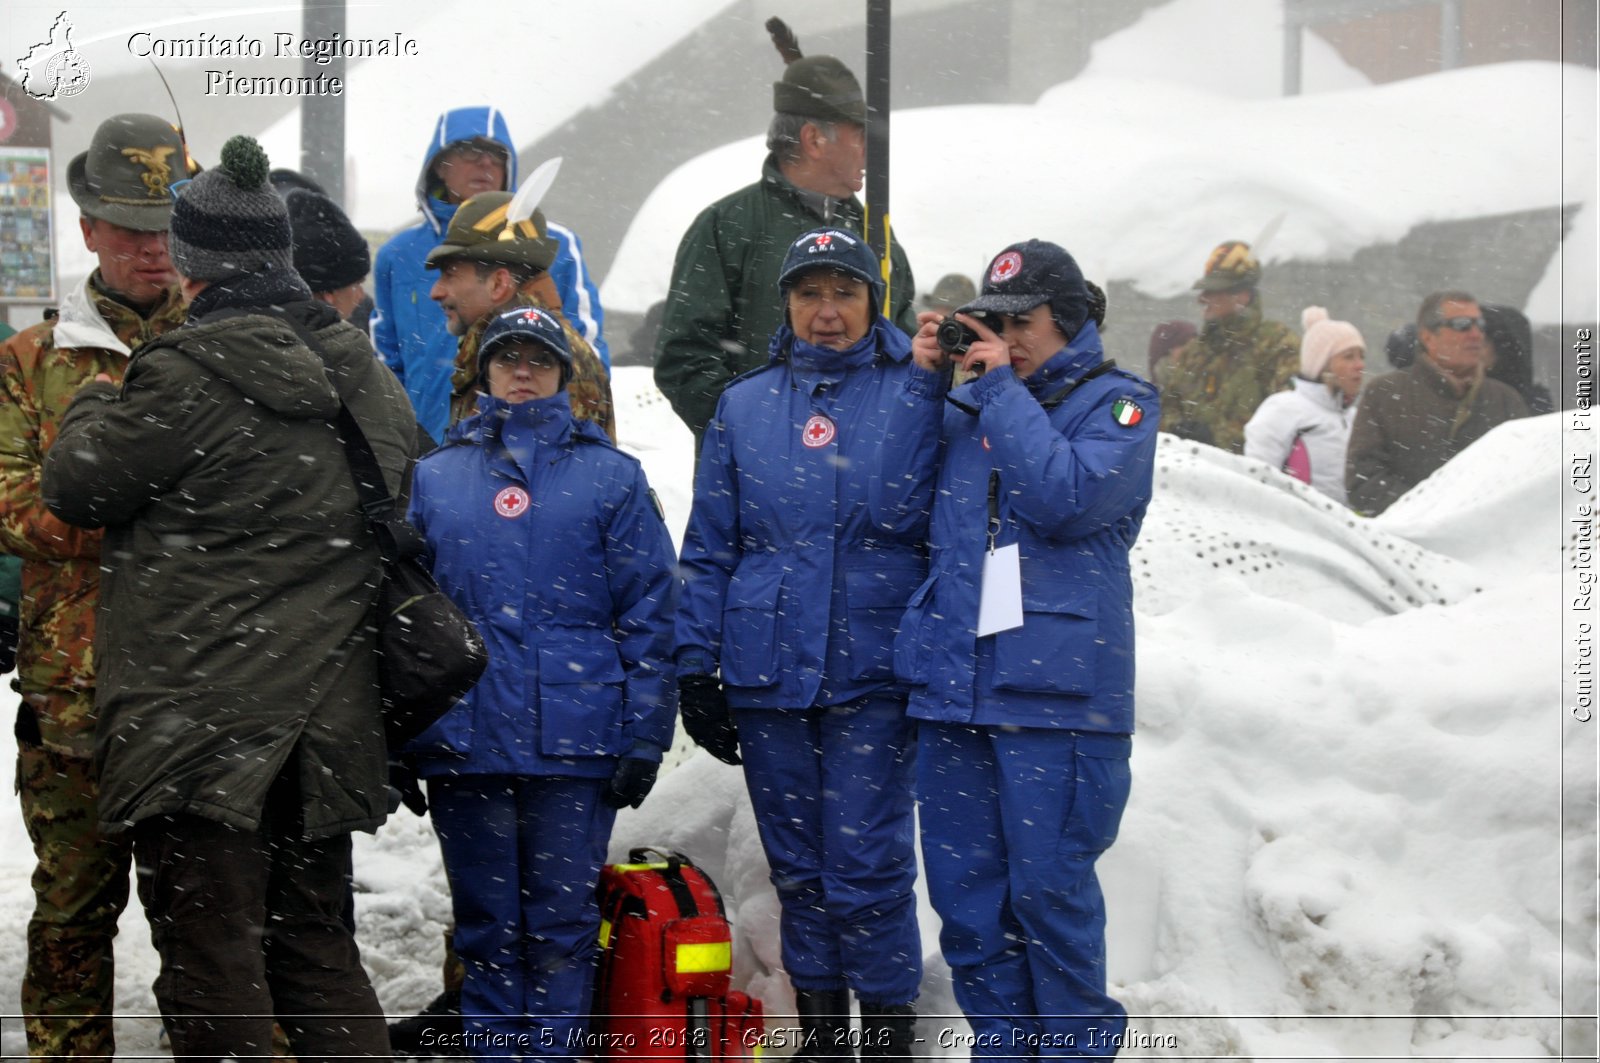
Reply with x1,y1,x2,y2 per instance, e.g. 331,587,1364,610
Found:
1428,315,1485,333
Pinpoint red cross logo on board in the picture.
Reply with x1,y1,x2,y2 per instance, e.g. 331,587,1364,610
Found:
990,251,1023,284
493,485,530,518
802,414,836,448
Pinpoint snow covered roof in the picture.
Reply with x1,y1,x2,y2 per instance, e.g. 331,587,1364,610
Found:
604,60,1595,323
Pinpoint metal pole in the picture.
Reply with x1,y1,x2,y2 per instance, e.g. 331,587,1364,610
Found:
1439,0,1462,69
1283,20,1304,96
865,0,892,311
300,0,346,205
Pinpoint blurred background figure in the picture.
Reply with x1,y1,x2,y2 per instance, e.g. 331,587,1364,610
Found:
1244,306,1365,505
1159,240,1299,452
916,272,976,318
1145,319,1195,391
1347,290,1530,514
1383,303,1552,414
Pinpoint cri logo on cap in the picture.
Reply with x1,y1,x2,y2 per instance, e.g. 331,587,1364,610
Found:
989,252,1023,284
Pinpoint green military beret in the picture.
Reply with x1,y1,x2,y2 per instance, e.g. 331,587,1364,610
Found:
773,55,867,125
424,191,558,271
67,113,188,231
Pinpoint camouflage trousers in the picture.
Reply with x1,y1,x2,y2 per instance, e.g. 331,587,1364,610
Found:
16,738,133,1062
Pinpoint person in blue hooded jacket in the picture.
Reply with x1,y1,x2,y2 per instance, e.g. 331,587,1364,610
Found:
372,106,608,441
882,240,1158,1058
675,227,925,1061
404,305,676,1058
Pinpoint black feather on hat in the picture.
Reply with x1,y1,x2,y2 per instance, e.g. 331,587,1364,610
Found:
767,16,866,125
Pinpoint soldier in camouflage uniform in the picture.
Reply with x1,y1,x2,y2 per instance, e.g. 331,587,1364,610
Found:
0,113,191,1062
424,191,614,439
1158,240,1299,455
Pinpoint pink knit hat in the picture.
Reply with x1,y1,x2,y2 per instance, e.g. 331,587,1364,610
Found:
1300,307,1365,380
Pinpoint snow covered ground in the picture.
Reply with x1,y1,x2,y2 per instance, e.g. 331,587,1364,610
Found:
0,368,1590,1060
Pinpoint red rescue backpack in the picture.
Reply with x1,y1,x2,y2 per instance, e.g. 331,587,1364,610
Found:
592,848,765,1061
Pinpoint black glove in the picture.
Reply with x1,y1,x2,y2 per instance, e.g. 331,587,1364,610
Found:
678,673,741,765
387,758,428,817
602,756,660,809
0,612,17,676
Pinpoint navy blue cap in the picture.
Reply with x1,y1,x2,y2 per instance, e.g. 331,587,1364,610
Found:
777,227,884,308
477,305,572,384
963,239,1090,340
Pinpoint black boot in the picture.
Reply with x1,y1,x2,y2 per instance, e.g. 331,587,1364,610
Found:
387,988,463,1057
858,1002,917,1060
794,987,853,1063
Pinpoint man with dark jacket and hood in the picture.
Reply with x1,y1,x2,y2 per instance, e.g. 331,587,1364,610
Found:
42,135,414,1062
655,31,917,449
372,106,607,441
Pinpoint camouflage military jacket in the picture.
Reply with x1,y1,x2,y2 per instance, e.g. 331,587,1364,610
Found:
1158,300,1299,455
0,275,186,755
450,289,616,440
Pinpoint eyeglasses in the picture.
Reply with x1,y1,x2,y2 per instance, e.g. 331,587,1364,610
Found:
439,141,505,168
168,177,192,202
488,349,560,373
1427,316,1486,333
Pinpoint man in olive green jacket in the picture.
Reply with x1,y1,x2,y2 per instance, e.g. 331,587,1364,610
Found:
655,49,916,446
1159,240,1300,455
42,134,411,1063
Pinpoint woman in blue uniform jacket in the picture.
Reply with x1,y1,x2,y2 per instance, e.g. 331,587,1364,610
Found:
675,228,925,1059
883,240,1159,1058
405,306,677,1058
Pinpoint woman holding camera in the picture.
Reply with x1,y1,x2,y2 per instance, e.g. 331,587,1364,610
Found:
884,240,1159,1056
675,227,926,1060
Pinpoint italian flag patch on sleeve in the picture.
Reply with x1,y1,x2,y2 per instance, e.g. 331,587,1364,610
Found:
1111,397,1144,427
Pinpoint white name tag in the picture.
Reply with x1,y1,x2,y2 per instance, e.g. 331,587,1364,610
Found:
977,543,1023,636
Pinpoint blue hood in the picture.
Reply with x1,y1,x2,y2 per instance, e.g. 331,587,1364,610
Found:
415,106,518,236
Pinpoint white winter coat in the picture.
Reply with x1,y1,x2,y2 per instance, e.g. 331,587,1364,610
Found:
1244,376,1358,505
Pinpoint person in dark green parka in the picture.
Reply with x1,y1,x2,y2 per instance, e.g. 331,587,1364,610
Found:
654,30,916,448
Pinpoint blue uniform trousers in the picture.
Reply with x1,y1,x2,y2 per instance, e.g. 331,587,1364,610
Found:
916,723,1131,1058
429,775,616,1061
735,693,922,1005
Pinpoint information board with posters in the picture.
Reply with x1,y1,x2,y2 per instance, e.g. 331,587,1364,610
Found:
0,146,55,302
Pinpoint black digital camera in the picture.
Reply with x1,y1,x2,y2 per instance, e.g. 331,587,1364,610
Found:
935,316,981,356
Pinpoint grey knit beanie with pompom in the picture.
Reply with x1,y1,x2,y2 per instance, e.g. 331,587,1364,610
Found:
169,135,294,281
